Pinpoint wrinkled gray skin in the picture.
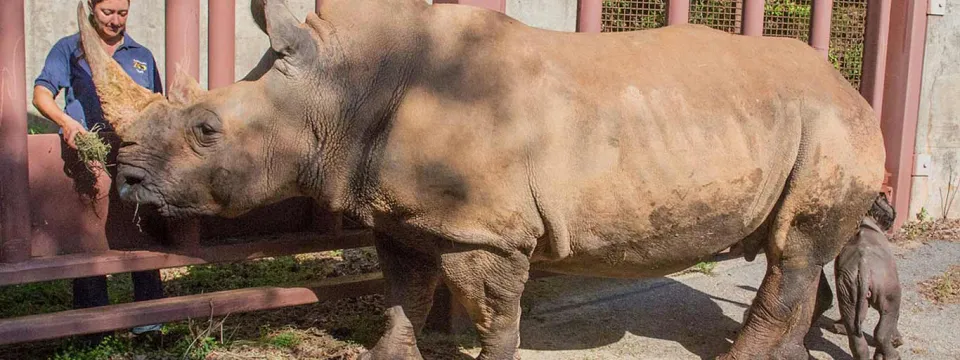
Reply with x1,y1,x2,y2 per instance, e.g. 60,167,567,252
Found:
78,0,888,359
830,215,903,360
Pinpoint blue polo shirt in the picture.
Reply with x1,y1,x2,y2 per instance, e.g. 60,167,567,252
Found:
35,32,163,132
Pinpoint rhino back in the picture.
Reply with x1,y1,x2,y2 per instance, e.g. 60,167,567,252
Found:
370,8,880,275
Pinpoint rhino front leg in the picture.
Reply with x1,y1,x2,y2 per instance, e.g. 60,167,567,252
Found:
361,232,441,360
813,269,835,325
440,245,530,360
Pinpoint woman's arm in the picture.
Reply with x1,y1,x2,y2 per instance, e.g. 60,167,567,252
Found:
32,85,86,149
33,38,86,149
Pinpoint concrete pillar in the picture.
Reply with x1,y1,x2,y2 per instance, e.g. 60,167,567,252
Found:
0,0,31,263
209,0,235,89
667,0,689,25
859,0,891,116
577,0,602,33
740,0,765,36
165,0,201,89
808,0,833,60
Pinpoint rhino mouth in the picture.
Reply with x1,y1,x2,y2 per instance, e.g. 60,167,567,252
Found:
115,166,204,219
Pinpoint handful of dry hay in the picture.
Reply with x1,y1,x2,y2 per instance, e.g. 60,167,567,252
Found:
74,124,111,173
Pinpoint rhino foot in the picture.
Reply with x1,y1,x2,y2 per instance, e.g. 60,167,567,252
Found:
359,342,425,360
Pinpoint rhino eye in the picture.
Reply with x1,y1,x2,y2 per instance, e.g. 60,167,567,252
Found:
199,123,217,136
192,120,221,147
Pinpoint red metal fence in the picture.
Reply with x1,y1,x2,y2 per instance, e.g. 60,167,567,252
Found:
0,0,924,346
602,0,868,88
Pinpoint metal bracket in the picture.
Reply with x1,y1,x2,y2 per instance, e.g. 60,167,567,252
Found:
929,0,946,16
914,153,933,177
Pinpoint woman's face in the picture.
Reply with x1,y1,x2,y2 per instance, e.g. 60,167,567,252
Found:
91,0,129,39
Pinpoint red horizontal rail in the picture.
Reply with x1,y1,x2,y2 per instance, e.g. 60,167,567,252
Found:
0,271,385,346
0,230,373,286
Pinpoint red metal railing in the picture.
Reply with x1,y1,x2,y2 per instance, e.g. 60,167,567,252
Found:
0,0,31,264
741,0,764,35
209,0,236,90
668,0,690,24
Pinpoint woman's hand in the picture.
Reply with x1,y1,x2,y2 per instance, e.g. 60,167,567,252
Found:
61,120,87,149
32,85,88,150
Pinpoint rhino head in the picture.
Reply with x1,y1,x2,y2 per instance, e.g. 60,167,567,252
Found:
77,0,426,218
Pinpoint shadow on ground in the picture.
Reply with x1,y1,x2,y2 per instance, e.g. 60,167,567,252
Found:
510,274,858,360
516,275,743,359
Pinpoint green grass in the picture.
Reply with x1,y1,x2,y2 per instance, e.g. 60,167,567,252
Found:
693,261,717,275
263,329,303,349
49,336,133,360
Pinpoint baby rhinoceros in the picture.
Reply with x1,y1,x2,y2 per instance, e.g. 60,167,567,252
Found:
833,212,903,360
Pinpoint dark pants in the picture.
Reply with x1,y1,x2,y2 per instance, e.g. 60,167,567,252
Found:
72,270,164,343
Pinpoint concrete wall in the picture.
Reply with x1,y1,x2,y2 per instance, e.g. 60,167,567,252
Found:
23,0,577,130
506,0,578,32
910,0,960,220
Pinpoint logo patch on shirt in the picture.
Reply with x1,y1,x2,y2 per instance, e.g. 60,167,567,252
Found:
132,59,147,73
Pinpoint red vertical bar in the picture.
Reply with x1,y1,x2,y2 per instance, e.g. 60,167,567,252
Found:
208,0,235,90
316,0,323,13
740,0,764,36
859,0,891,116
577,0,602,33
808,0,833,60
166,0,201,90
667,0,690,25
165,0,202,247
880,0,927,231
434,0,506,12
0,0,31,263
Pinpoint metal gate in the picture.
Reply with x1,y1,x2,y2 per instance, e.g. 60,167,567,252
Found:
601,0,867,88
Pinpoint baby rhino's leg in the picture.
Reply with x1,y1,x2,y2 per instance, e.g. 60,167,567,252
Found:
873,288,903,359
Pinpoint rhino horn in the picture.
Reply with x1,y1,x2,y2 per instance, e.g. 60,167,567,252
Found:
76,2,163,136
167,63,206,105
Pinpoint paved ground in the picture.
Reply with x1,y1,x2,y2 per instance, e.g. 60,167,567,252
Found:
452,239,960,360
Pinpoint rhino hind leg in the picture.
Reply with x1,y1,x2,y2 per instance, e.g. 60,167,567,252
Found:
836,268,871,360
439,245,530,360
361,232,442,360
722,195,874,359
872,293,902,360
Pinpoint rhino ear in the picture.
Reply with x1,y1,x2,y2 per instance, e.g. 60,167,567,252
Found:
258,0,317,60
251,0,267,35
168,63,206,105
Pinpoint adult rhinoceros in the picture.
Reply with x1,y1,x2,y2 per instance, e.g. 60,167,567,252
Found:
75,0,886,358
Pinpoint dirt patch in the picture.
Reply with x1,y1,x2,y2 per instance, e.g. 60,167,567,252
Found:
917,265,960,305
890,218,960,243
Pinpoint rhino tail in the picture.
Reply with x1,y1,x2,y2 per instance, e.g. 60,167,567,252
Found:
854,260,869,335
